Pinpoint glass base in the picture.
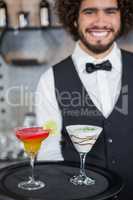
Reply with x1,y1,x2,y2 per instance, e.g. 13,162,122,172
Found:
70,175,95,186
18,179,45,190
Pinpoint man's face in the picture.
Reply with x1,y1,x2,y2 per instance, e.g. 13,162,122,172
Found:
77,0,121,54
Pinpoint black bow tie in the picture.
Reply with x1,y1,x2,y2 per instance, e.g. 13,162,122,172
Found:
86,60,112,73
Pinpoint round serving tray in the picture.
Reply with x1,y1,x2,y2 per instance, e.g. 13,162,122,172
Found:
0,161,123,200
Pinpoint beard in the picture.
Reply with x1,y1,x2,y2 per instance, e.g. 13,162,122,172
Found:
78,26,121,54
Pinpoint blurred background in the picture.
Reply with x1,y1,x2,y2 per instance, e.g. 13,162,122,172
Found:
0,0,132,160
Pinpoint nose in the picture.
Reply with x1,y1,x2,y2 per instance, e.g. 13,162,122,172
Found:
93,11,108,27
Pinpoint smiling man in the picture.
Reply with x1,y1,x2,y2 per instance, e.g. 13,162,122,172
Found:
36,0,133,199
77,0,121,56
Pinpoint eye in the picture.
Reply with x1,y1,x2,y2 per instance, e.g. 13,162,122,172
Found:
85,10,94,15
105,9,119,14
107,11,116,14
82,9,96,15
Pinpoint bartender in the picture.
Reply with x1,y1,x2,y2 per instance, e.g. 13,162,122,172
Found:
35,0,133,199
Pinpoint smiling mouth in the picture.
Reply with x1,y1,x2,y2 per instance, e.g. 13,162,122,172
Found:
87,29,112,38
91,31,109,37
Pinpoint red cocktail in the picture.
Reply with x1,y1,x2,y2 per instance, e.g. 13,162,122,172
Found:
16,127,49,190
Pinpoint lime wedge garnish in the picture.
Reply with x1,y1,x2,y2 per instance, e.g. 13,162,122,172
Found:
43,120,59,136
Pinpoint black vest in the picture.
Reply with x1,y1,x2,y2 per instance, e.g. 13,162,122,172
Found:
53,50,133,199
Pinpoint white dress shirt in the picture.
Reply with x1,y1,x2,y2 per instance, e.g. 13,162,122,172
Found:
72,42,122,118
35,42,122,161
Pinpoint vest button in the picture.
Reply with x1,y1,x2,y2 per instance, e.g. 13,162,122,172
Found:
112,160,116,164
113,195,118,199
108,138,113,143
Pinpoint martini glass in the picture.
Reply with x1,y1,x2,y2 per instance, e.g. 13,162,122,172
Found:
66,125,103,186
15,127,49,190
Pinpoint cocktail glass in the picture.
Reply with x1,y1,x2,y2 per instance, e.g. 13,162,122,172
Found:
15,127,49,190
66,125,103,186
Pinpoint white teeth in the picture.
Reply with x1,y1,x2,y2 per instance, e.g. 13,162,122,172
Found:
91,32,108,37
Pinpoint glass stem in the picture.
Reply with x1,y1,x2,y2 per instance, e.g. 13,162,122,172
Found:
30,155,35,182
79,152,87,177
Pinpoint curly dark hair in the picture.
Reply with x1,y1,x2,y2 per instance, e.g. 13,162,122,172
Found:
55,0,133,41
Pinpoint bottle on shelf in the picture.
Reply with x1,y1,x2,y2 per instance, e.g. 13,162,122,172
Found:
23,112,36,127
0,0,8,28
40,0,50,27
18,12,29,28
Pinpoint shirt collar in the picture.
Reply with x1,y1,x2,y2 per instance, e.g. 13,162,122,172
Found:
72,41,122,74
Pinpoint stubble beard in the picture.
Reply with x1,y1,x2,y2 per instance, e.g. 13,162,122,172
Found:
78,27,121,54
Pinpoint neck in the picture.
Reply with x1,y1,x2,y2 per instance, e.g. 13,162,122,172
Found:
79,41,114,59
